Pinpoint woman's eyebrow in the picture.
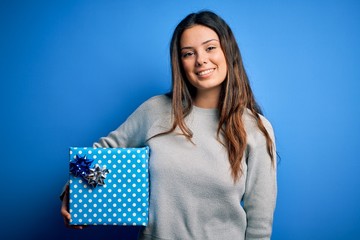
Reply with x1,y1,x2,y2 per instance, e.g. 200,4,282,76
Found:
202,39,218,45
180,39,219,51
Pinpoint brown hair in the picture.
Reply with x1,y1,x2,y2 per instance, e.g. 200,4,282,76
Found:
158,10,274,182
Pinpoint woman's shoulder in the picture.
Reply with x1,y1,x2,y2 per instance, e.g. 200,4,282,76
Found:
243,108,275,143
243,108,273,128
132,94,172,120
133,95,172,137
143,94,171,106
138,94,171,111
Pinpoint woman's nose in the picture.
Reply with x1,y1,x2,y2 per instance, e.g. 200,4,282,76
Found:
195,52,207,66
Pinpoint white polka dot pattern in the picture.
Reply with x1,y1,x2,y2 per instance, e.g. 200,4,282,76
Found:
69,147,149,226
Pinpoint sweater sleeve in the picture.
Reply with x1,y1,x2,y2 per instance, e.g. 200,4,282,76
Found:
59,105,147,200
93,101,151,148
60,97,158,201
243,118,277,240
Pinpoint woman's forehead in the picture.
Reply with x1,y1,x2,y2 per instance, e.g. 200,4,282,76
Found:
180,25,219,48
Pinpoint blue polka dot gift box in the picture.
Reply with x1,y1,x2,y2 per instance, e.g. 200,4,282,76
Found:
69,147,150,226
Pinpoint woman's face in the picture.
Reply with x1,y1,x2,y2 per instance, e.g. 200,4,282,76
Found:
180,25,227,95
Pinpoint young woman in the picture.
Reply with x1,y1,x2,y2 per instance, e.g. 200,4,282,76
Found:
61,10,277,240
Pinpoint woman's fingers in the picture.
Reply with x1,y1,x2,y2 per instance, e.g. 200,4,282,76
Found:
60,185,85,229
60,198,73,227
61,204,85,229
61,204,71,221
61,187,71,220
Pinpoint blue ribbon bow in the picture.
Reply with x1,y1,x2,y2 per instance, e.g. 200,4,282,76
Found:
70,155,109,187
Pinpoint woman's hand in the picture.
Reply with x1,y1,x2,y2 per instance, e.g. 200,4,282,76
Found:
60,185,86,230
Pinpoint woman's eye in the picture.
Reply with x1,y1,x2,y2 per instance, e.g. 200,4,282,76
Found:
182,52,194,58
207,46,216,51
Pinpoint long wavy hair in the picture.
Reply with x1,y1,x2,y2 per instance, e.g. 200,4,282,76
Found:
159,11,275,182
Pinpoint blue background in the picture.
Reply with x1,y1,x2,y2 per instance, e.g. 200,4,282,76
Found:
1,0,359,239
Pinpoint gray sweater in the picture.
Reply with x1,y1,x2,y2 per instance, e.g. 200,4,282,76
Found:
94,95,277,240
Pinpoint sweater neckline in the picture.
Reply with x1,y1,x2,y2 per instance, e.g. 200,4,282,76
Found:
192,105,218,116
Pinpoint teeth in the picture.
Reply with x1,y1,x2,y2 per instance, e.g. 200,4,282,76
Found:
197,69,214,76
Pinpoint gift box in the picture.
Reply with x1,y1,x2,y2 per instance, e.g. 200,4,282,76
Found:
69,147,150,226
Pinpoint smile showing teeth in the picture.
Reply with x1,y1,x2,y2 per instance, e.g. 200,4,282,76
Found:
197,68,214,76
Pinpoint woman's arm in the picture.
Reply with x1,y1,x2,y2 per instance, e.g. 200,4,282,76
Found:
60,97,153,227
93,103,150,148
243,119,277,240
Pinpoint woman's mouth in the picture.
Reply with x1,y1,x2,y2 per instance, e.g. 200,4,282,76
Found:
196,68,215,76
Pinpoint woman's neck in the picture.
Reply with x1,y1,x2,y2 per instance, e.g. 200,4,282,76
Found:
193,88,220,109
